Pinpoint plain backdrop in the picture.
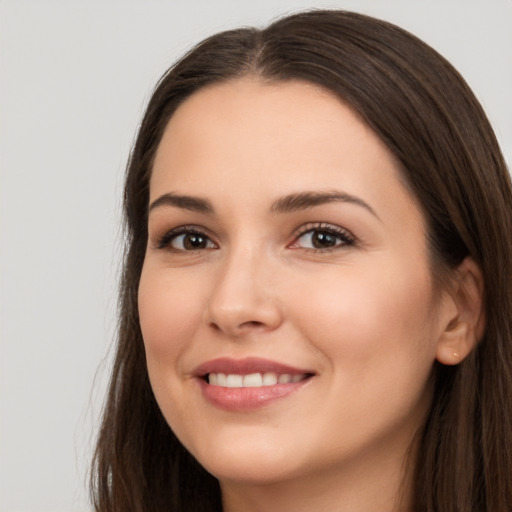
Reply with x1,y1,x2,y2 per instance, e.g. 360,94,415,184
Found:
0,1,510,511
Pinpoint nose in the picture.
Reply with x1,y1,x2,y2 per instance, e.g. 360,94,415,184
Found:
206,248,283,337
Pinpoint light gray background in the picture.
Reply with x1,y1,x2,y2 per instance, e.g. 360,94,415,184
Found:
1,1,510,511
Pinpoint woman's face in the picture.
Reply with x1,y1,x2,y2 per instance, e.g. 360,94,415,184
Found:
138,79,454,487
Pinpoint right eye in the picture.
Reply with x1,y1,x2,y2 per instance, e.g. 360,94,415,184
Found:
157,228,217,251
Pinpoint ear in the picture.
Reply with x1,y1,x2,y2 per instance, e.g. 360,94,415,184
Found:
436,257,485,366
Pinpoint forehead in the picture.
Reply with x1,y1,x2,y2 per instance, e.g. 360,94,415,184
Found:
152,79,404,192
156,78,375,154
150,79,423,234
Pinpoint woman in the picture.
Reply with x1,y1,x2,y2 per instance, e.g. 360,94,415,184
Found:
91,9,512,512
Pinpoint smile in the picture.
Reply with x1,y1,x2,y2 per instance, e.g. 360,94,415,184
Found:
208,372,308,387
194,358,315,411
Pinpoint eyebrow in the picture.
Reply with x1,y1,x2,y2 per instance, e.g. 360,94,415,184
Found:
149,193,214,214
270,190,380,219
148,189,379,220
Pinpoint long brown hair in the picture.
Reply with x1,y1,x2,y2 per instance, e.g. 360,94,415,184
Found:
91,10,512,511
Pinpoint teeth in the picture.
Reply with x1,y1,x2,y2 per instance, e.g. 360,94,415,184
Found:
226,374,243,388
243,373,263,387
262,372,278,386
207,372,306,387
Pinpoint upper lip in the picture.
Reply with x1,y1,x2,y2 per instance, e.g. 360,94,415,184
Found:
193,357,314,377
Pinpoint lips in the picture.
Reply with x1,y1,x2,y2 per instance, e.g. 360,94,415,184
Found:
193,357,314,411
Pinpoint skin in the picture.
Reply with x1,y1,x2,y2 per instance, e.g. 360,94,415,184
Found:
138,78,472,512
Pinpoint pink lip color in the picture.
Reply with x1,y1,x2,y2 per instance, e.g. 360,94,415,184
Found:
194,357,311,376
193,357,314,412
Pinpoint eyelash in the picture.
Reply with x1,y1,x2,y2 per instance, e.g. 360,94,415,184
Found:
155,222,356,253
290,222,356,253
156,225,217,251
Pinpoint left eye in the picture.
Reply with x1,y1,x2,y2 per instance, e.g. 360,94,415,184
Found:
293,227,354,250
169,232,216,251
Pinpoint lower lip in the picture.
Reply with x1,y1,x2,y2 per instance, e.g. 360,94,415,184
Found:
197,378,311,411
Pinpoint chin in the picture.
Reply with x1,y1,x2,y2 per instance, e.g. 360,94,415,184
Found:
185,429,306,485
204,458,302,486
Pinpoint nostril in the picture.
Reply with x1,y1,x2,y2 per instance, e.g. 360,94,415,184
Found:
206,299,283,335
208,319,266,334
239,320,265,329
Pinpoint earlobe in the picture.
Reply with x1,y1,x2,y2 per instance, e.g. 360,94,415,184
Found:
435,257,485,366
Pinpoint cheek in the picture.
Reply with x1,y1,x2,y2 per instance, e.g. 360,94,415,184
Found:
294,264,439,371
138,266,206,366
